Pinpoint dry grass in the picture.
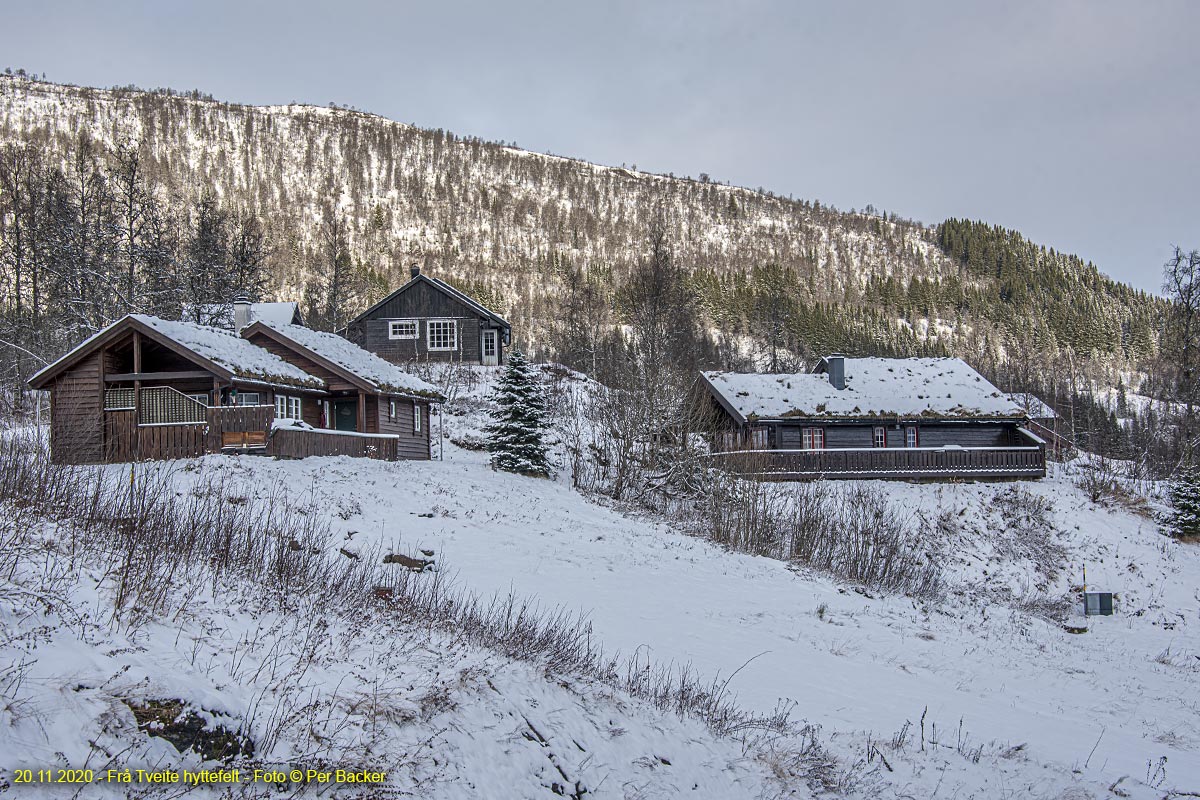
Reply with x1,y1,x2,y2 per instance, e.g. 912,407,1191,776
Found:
0,433,797,742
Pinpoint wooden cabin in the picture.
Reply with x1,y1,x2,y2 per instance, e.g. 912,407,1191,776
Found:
241,320,438,460
700,355,1046,480
342,266,511,366
28,314,444,465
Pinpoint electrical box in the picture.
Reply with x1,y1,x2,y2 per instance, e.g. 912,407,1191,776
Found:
1084,591,1115,616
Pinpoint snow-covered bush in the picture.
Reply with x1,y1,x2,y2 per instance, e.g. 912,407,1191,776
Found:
685,470,943,599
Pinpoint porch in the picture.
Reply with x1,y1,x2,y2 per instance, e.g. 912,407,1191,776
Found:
102,387,399,463
707,445,1047,481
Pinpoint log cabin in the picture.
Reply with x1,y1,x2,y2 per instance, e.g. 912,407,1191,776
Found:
700,355,1046,480
27,314,444,465
342,266,511,366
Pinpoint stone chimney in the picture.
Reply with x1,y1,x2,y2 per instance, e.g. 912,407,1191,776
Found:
826,354,846,390
410,264,421,279
232,292,252,331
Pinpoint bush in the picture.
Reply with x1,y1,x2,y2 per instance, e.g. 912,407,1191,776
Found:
683,470,943,600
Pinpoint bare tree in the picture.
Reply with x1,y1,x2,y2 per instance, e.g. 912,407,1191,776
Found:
1162,245,1200,464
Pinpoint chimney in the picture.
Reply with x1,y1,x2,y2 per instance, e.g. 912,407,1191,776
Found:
827,354,846,390
232,292,252,331
410,264,421,279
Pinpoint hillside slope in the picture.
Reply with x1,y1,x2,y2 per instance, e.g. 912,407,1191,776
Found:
54,366,1195,800
0,75,1163,375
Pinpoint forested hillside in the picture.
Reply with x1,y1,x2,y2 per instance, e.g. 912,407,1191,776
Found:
0,74,1167,409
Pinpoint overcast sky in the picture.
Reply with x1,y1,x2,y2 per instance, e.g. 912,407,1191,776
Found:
3,0,1196,292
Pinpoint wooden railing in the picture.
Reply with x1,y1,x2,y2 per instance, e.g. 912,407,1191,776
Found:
709,446,1046,480
268,427,398,461
208,405,274,452
102,399,398,463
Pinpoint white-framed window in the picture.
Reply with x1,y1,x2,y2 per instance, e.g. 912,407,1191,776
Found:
414,403,422,433
236,392,262,406
749,428,768,449
801,427,825,450
388,319,418,340
719,430,737,451
905,426,919,448
426,319,458,351
275,395,301,420
873,426,887,448
388,399,396,420
186,393,210,407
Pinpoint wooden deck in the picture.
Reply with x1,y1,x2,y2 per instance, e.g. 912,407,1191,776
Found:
709,446,1046,480
104,405,274,462
101,401,399,463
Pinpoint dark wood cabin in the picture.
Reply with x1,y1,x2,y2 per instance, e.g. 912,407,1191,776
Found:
28,314,444,465
242,321,440,460
343,266,511,366
700,355,1046,480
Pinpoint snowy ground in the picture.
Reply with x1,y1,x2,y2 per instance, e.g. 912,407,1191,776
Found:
159,443,1197,799
5,366,1199,798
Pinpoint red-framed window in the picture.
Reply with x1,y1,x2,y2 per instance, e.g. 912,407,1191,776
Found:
873,426,887,448
802,427,825,450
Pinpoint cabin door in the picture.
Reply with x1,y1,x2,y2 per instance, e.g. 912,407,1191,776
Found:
332,400,358,432
481,329,499,366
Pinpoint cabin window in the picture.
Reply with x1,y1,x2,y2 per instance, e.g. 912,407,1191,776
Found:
275,395,301,420
427,319,458,351
801,427,825,450
748,428,768,449
236,392,262,406
905,426,919,447
388,319,418,340
414,404,422,433
389,399,396,420
873,426,887,448
186,393,210,407
718,430,737,451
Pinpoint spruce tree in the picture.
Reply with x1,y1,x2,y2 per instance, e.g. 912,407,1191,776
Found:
1166,468,1200,538
485,350,551,477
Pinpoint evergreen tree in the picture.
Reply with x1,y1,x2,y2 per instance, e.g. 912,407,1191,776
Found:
485,350,551,477
1165,468,1200,538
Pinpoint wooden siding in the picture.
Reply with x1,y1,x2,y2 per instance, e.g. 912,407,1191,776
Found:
376,396,432,459
50,350,104,464
712,446,1046,480
773,421,1018,450
347,280,503,365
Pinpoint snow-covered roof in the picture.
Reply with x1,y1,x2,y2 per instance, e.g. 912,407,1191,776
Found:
132,315,324,389
259,322,444,399
29,314,324,391
1005,393,1059,420
183,301,303,330
703,357,1024,421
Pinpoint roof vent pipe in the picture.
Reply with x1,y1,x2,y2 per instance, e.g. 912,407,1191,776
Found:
232,292,252,332
827,354,846,390
410,264,421,279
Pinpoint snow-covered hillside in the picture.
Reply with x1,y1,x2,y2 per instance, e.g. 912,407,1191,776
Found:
142,447,1193,799
0,75,951,306
6,363,1197,798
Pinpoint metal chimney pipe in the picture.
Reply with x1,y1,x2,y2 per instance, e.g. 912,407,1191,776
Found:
827,354,846,390
410,264,421,279
232,292,252,331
